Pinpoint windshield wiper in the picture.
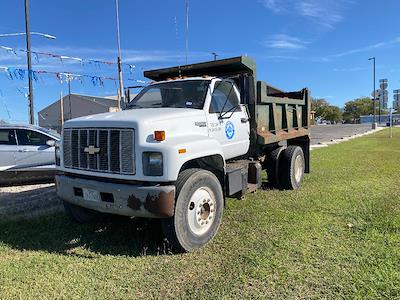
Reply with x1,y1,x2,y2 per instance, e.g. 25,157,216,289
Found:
220,104,240,119
218,83,235,119
127,104,141,109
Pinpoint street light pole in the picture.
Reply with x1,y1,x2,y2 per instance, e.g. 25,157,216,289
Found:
115,0,124,110
211,52,219,61
368,57,376,128
24,0,34,125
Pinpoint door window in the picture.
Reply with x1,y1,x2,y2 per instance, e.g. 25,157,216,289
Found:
16,129,50,146
209,81,240,114
0,129,17,145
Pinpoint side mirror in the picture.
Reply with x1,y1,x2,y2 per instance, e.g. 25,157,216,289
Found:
46,140,55,147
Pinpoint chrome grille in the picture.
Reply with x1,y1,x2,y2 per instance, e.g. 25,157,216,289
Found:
63,130,72,167
63,128,135,175
98,130,109,171
121,130,134,173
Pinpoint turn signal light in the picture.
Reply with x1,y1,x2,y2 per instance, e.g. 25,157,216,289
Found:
154,131,166,141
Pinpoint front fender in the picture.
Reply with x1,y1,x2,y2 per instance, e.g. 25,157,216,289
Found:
150,135,225,181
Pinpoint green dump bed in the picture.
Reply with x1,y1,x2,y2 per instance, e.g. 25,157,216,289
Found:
144,56,310,146
255,81,310,144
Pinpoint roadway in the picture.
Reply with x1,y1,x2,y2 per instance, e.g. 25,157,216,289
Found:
310,124,373,145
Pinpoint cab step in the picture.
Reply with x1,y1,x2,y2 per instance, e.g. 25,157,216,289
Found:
225,160,262,199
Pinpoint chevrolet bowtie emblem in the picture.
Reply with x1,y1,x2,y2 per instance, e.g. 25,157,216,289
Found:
84,145,100,155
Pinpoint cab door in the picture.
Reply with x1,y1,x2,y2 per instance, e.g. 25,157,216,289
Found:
15,129,56,169
206,80,250,159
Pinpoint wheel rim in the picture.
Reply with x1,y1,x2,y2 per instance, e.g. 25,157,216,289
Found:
187,187,216,236
294,154,303,183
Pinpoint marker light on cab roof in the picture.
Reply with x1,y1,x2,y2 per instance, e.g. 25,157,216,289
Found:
154,131,166,141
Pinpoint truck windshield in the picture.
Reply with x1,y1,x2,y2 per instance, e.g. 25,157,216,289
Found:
126,80,210,109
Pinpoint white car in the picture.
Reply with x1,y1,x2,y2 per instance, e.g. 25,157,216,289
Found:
0,124,60,185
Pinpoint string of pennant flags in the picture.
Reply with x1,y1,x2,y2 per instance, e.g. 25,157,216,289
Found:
0,45,136,73
0,65,116,87
0,46,150,122
0,44,150,103
0,65,148,88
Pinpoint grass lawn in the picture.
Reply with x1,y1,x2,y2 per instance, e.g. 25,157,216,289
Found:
0,129,399,299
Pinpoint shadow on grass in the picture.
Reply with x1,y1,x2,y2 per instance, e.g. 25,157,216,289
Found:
0,213,173,257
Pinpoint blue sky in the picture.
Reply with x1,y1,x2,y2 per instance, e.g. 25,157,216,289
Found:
0,0,399,123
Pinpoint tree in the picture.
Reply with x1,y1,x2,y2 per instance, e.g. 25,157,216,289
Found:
311,98,342,123
342,97,373,123
325,105,342,123
311,98,329,119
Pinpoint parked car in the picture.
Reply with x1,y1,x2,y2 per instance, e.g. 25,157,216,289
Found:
0,124,60,186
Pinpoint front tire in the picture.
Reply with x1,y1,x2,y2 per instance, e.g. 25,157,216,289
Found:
161,168,224,252
63,201,100,224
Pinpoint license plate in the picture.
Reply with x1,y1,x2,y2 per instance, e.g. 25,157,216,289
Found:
83,188,100,202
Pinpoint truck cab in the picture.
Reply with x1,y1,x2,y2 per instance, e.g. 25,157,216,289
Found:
56,56,310,252
127,77,251,159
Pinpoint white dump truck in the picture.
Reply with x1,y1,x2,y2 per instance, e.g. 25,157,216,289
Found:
56,56,310,252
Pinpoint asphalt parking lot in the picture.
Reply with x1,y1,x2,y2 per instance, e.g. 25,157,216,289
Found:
310,124,373,145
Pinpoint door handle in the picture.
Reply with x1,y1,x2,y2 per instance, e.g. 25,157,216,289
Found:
18,149,29,152
241,118,249,123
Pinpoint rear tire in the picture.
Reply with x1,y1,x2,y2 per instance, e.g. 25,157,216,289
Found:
278,146,305,190
161,168,224,252
63,201,100,224
266,147,284,189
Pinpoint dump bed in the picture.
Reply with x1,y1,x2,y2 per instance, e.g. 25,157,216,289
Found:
144,56,310,146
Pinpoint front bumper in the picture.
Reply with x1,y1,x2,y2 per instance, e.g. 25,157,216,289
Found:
56,174,175,218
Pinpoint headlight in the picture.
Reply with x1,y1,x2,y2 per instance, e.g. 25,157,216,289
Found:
142,152,163,176
55,141,61,166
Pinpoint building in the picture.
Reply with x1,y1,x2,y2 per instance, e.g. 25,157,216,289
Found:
38,94,120,132
310,110,316,124
360,114,400,125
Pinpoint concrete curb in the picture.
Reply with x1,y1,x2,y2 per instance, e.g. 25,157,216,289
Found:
310,127,386,151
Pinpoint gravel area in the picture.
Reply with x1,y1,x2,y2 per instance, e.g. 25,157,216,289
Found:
0,183,62,220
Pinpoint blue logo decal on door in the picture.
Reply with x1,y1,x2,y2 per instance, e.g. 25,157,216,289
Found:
225,121,235,140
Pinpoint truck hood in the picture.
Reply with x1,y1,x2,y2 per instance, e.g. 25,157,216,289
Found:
63,108,209,142
64,108,206,128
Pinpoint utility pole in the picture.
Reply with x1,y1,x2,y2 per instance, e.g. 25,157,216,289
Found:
68,77,71,119
185,0,189,64
368,57,376,128
115,0,124,110
24,0,34,124
60,91,64,126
